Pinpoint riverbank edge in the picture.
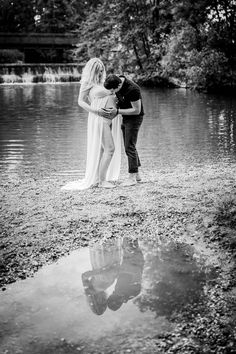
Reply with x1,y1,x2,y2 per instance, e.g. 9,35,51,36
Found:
0,163,236,352
135,73,236,94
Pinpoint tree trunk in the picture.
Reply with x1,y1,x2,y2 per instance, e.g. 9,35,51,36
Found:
142,34,151,58
133,43,143,70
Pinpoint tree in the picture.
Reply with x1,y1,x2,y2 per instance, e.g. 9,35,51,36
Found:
206,0,236,59
74,0,159,72
0,0,37,32
0,0,100,33
73,1,120,69
35,0,91,33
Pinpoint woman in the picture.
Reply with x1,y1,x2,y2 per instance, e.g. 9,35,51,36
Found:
61,58,122,190
81,239,122,316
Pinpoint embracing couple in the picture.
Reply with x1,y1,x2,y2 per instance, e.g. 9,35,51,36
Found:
62,58,144,191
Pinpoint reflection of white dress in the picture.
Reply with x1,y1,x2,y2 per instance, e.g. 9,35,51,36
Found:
89,239,122,291
61,87,122,190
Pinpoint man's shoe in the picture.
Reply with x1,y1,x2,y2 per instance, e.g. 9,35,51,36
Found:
136,173,142,182
121,178,137,187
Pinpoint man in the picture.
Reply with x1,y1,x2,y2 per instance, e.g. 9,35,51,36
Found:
107,237,144,311
103,74,144,186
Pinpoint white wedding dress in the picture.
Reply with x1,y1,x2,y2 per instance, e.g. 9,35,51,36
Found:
61,86,122,191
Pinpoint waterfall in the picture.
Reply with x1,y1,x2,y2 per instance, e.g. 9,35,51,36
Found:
0,63,83,84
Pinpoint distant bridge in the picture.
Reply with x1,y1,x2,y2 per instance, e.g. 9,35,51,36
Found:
0,32,79,49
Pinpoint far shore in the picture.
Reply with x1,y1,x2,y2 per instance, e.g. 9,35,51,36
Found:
1,64,236,94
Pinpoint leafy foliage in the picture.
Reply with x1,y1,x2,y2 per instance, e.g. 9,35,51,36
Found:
0,49,24,63
0,0,37,32
161,25,229,89
34,0,90,33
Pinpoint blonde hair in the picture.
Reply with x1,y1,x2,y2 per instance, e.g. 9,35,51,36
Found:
80,58,106,90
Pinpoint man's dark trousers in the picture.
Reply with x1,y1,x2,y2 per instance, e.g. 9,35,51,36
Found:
121,116,143,174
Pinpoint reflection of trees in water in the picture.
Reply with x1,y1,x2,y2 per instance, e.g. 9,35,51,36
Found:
207,96,236,155
135,242,207,318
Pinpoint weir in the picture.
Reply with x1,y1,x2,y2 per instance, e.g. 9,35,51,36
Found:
0,63,83,84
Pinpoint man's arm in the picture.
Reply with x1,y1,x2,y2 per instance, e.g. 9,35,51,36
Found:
103,99,141,119
118,99,141,115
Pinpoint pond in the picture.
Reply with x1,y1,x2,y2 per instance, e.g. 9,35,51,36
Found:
0,238,217,354
0,83,236,179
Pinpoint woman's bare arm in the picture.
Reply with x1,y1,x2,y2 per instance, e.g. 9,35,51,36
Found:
78,87,97,114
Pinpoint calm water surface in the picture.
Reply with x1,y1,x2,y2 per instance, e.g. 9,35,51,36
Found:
0,238,216,353
0,83,236,178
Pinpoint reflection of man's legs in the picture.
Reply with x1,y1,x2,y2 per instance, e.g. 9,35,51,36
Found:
107,237,144,311
121,118,142,186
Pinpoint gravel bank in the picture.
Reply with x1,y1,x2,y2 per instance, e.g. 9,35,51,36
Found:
0,162,236,352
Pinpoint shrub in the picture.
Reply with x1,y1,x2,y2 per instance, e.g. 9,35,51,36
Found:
161,26,232,90
0,49,25,63
186,49,228,90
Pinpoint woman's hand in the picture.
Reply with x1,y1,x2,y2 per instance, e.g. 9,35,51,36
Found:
98,108,117,119
98,108,112,119
108,107,118,119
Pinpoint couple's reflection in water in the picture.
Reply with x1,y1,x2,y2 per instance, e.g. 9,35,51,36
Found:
82,237,144,315
82,238,210,318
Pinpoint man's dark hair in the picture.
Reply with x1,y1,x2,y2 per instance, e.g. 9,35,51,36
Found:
104,74,122,90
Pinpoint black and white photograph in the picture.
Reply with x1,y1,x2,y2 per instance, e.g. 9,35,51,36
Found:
0,1,236,353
